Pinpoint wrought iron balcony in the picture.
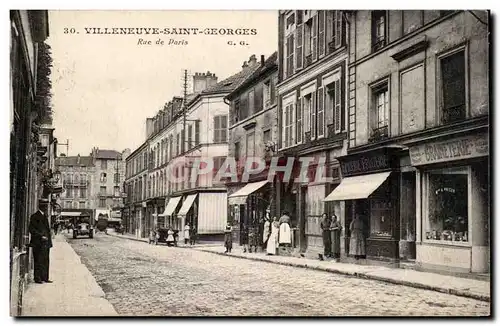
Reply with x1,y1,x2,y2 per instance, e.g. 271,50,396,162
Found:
368,125,389,143
441,105,466,124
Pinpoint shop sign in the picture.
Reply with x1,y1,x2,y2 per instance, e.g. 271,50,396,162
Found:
340,151,392,177
409,133,488,166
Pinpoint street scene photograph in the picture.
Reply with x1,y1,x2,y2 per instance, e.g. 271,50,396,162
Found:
8,7,491,317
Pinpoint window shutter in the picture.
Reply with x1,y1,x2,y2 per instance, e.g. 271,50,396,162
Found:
335,11,343,48
302,96,309,134
312,14,318,62
284,105,289,147
326,11,334,52
311,91,317,139
296,11,304,70
334,80,342,133
318,11,326,58
317,87,325,137
296,99,302,143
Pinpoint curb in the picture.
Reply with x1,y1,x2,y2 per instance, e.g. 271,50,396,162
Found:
196,248,490,303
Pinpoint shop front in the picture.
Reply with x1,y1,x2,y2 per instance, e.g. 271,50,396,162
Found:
228,180,271,246
159,196,183,231
177,193,198,241
324,147,404,260
409,131,489,273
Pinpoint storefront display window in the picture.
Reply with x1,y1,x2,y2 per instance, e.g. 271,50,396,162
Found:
424,167,469,244
370,198,392,237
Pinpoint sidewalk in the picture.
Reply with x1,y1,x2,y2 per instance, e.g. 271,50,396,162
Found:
196,246,490,303
21,235,118,316
108,231,223,248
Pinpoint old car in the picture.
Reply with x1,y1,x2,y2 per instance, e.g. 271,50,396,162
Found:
73,216,94,239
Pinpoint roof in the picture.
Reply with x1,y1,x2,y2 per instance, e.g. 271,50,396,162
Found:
226,52,278,100
186,62,261,107
94,149,122,160
56,156,94,167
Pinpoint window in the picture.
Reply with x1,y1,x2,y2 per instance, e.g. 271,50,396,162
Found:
296,98,303,143
176,133,180,156
214,115,228,143
296,11,304,70
101,160,107,169
264,79,276,107
234,142,241,162
181,129,186,153
305,19,313,64
188,125,193,150
326,78,343,133
165,141,169,163
74,173,80,184
74,188,79,199
194,121,200,145
372,11,387,52
80,188,86,198
100,173,107,183
161,140,165,165
73,202,78,209
99,198,106,208
370,81,389,141
234,99,241,123
79,201,86,209
169,135,173,160
317,87,325,137
100,186,106,195
424,167,469,243
114,186,120,197
246,132,255,157
263,129,271,144
114,173,119,183
440,50,466,124
370,198,393,237
331,11,345,49
213,156,226,173
248,89,255,115
65,201,72,209
143,152,147,169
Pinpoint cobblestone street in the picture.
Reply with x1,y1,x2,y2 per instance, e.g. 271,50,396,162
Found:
67,233,490,317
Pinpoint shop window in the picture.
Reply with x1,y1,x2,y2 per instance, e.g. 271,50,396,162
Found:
440,50,466,124
370,198,392,237
424,167,469,243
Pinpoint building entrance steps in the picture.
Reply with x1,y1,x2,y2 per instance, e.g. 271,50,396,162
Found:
20,234,118,316
195,245,490,303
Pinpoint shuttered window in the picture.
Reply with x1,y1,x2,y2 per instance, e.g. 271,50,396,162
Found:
317,87,325,137
296,98,302,143
214,115,228,143
318,11,326,58
296,10,304,70
312,14,318,61
194,121,200,145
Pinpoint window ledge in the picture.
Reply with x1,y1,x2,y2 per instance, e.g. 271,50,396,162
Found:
389,36,428,62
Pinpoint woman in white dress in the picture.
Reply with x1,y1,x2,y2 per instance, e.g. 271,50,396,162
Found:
266,217,280,255
166,227,175,246
279,212,292,246
184,224,191,245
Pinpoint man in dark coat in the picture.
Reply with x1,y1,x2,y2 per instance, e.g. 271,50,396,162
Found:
320,213,332,258
29,200,53,284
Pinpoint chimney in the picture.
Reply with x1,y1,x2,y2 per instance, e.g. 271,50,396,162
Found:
242,61,248,69
261,54,265,66
248,54,257,66
193,71,219,93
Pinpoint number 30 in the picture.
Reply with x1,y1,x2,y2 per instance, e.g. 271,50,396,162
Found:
64,28,76,34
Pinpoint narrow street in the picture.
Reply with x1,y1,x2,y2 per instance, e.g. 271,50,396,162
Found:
66,233,489,316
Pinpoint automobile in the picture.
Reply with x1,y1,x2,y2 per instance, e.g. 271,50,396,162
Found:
73,216,94,239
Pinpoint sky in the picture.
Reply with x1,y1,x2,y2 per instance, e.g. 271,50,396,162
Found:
48,10,278,157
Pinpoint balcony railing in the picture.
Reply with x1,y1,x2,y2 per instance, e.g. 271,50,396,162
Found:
441,105,466,124
368,125,389,143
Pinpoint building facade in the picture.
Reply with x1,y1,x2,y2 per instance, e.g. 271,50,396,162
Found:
276,10,350,256
124,142,149,236
226,52,279,245
324,10,489,273
10,10,51,316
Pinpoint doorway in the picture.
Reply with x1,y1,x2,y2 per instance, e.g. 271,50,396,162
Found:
299,186,307,252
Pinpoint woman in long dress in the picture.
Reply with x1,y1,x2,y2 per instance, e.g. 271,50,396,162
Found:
349,214,366,259
331,215,342,260
262,214,271,250
279,212,292,247
166,227,175,247
224,223,233,253
184,224,191,245
266,217,279,255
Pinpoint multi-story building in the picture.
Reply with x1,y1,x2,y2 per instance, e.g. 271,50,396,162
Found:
323,10,489,273
10,10,50,316
124,142,149,236
56,154,95,220
225,52,279,245
90,147,130,216
275,10,350,256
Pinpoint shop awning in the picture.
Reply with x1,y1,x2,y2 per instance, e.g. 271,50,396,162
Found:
61,212,81,217
159,196,182,217
177,194,198,217
323,172,391,202
228,180,268,205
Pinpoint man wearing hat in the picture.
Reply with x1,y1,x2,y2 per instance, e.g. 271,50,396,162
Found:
29,199,53,284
